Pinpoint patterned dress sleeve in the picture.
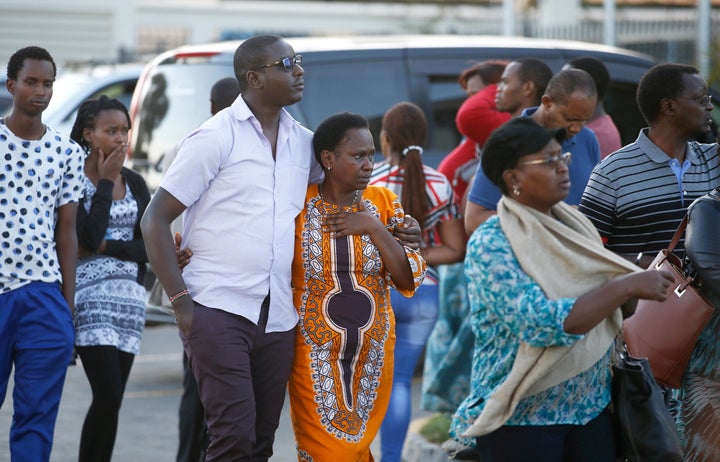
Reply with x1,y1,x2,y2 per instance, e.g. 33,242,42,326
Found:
466,219,581,347
378,189,426,297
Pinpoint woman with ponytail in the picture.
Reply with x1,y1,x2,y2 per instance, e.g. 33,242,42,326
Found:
370,102,467,462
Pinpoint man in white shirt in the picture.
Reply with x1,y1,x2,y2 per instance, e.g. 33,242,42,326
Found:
174,76,240,462
142,35,419,461
142,35,317,461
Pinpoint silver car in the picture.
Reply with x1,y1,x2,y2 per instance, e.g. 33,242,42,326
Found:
43,63,143,135
0,73,12,115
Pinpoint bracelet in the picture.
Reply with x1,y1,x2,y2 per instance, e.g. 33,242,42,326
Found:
168,289,190,304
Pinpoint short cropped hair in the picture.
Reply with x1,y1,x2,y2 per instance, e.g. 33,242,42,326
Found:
545,69,597,106
210,77,240,110
515,58,554,100
636,63,699,124
7,46,56,81
566,56,610,100
312,112,369,166
482,118,565,196
233,35,284,92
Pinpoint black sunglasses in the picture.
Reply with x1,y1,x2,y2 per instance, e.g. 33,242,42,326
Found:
252,55,303,72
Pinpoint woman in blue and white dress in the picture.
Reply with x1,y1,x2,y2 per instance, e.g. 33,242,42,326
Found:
70,96,151,462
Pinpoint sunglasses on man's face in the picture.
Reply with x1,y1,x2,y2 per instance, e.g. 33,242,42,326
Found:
252,55,303,72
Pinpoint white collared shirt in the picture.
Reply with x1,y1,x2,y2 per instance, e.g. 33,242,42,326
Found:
160,96,322,332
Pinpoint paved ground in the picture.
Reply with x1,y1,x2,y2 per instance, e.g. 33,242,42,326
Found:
0,324,437,462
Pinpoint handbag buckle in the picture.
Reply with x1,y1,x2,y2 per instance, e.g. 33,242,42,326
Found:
674,285,686,297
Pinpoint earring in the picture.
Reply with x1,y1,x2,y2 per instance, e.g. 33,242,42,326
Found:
512,185,521,197
326,165,333,171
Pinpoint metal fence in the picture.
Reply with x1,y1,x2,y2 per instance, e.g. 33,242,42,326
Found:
526,17,719,68
125,8,720,84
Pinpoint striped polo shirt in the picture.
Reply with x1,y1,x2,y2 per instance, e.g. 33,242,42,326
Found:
579,129,720,257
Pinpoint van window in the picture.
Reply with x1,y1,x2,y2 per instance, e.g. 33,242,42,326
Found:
47,77,137,127
132,64,230,170
291,61,465,168
425,77,465,166
605,82,644,145
289,59,409,154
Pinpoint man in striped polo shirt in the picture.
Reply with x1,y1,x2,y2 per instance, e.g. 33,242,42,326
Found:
579,63,720,268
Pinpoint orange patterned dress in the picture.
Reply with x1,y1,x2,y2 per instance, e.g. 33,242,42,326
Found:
289,184,426,462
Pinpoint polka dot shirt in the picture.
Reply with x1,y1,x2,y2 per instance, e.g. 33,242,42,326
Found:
0,122,84,293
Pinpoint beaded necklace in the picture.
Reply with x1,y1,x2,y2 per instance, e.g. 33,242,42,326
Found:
318,183,360,214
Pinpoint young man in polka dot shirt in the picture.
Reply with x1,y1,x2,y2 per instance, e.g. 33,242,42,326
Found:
0,46,84,461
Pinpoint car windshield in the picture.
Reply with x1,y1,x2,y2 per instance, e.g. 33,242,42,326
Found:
45,77,89,117
2,75,92,119
0,96,11,116
0,74,11,115
130,63,231,188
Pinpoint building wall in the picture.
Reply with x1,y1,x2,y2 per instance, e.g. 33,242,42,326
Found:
0,0,505,66
0,0,715,68
0,1,122,67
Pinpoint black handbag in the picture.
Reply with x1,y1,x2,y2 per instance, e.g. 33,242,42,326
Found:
612,348,683,462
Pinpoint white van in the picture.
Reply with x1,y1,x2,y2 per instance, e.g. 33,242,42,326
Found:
128,34,659,190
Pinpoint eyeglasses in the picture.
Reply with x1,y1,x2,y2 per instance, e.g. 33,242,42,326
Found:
252,55,303,72
518,152,572,168
695,94,712,106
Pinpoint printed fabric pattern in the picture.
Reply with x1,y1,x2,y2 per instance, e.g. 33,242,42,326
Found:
677,191,720,461
0,124,84,293
289,184,425,461
75,178,146,354
450,217,612,446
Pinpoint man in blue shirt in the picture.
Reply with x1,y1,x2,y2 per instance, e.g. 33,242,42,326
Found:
464,69,600,234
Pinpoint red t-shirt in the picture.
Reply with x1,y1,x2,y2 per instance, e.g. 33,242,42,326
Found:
438,84,511,203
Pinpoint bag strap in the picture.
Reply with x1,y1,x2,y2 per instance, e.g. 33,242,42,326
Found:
667,215,688,252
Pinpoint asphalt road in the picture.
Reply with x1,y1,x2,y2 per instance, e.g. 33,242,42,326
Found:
0,324,300,462
0,323,430,461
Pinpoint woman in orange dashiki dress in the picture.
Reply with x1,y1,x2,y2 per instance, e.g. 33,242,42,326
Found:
289,112,426,461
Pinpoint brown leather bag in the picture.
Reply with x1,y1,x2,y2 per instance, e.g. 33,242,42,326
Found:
623,216,715,389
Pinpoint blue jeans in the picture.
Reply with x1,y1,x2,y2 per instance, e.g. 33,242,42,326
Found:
0,282,75,462
381,284,439,462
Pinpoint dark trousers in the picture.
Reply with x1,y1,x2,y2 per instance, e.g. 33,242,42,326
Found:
177,352,208,462
76,345,135,462
182,296,295,462
475,407,616,462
